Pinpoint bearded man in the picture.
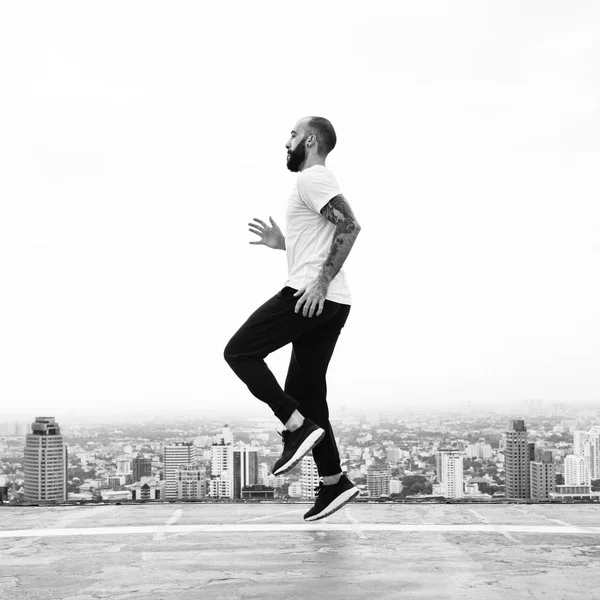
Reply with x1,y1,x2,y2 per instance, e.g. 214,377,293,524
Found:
224,116,361,521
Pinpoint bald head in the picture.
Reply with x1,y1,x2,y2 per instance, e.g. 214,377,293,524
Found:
299,116,337,157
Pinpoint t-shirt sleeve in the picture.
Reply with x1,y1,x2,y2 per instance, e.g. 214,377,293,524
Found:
297,169,341,214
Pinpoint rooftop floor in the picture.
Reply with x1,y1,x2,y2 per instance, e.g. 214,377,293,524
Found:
2,502,600,599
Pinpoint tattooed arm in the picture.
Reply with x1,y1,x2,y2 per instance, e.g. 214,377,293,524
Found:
317,194,361,286
293,193,361,317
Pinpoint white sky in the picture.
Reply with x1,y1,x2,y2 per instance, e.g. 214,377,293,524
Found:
1,0,599,419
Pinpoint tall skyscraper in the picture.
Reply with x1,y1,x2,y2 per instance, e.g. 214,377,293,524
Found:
572,428,600,481
233,446,258,499
23,417,67,503
209,441,234,498
505,419,530,499
163,442,195,499
530,450,556,501
436,450,464,499
367,466,392,497
587,427,600,480
300,455,320,499
132,456,152,483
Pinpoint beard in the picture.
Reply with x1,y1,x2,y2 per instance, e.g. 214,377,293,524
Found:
286,137,306,172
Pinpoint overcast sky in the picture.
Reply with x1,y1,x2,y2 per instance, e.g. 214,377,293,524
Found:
1,0,599,420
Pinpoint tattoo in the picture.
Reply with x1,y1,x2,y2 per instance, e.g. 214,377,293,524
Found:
318,195,361,284
320,194,358,235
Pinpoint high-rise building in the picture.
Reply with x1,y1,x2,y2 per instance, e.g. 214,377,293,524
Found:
572,428,600,481
587,427,600,480
300,455,320,499
211,442,233,475
0,474,9,502
367,466,392,497
564,454,590,486
573,430,589,455
530,450,556,501
116,458,132,476
132,456,152,483
209,442,234,498
436,450,464,499
23,417,67,503
163,442,195,499
176,464,206,500
505,419,530,500
233,446,258,499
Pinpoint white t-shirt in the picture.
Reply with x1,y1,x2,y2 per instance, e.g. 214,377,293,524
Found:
284,165,352,305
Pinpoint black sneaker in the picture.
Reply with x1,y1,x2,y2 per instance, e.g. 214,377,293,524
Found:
303,474,359,521
271,418,325,476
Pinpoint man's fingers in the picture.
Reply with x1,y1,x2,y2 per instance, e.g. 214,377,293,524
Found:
316,300,324,317
293,288,305,297
269,216,278,227
294,292,307,313
253,218,267,227
304,297,314,318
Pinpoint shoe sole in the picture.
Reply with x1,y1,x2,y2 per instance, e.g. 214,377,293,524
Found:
304,486,360,522
272,427,325,476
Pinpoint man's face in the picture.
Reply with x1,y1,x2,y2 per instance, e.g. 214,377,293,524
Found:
285,121,308,172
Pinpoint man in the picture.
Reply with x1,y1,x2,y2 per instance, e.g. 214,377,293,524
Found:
224,116,361,521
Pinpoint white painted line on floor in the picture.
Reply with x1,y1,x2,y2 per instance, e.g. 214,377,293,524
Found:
237,509,302,523
468,508,520,542
153,508,183,541
344,507,367,539
512,507,575,528
1,523,600,539
468,509,488,523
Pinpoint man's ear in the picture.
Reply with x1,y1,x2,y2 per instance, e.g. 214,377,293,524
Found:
306,134,316,147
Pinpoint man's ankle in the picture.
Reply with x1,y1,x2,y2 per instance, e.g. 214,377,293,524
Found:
323,472,342,486
285,410,305,432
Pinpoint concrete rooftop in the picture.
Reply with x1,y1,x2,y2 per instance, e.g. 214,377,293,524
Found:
2,502,600,599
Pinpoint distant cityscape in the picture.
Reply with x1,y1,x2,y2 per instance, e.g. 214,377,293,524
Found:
2,400,600,505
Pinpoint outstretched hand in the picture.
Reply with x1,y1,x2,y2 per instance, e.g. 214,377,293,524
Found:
248,217,284,250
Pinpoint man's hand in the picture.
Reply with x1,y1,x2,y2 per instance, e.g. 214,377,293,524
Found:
293,279,329,318
248,217,285,250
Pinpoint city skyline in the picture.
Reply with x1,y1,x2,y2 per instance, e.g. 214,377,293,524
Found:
5,410,600,506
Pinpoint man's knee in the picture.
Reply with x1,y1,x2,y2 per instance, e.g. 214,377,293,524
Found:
223,340,238,365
